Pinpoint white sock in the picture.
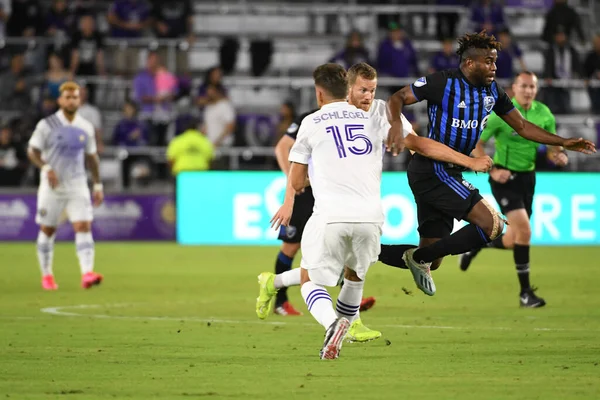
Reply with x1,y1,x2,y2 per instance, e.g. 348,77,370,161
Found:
301,280,337,330
274,268,301,289
75,232,95,274
36,231,55,276
336,279,364,323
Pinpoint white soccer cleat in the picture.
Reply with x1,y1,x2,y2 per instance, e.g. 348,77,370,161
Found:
320,318,351,360
403,248,436,296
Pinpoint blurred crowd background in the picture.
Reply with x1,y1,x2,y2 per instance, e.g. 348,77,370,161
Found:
0,0,598,191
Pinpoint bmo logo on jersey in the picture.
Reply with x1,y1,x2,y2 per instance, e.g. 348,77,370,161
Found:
451,115,491,130
451,119,479,129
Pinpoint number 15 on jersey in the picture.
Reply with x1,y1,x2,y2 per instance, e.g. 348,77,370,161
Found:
326,124,373,158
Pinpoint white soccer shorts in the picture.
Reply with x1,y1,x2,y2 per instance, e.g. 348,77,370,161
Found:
35,183,93,227
300,215,382,287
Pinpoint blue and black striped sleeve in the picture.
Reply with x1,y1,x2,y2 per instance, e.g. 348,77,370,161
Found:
410,71,447,103
492,83,515,115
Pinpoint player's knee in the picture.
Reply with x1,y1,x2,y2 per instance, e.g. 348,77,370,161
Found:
515,225,531,244
299,268,311,285
40,226,56,237
344,267,361,282
430,258,443,271
72,221,91,233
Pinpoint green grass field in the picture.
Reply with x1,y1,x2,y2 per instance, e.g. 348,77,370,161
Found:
1,243,600,400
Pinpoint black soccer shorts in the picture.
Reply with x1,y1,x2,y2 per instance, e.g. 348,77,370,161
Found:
408,168,483,239
489,170,536,217
278,186,315,244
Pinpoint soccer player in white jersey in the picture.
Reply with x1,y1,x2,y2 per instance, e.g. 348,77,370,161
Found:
269,63,392,359
27,81,104,291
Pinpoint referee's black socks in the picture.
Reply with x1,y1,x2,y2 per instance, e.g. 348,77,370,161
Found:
514,244,531,293
413,224,491,264
378,244,417,269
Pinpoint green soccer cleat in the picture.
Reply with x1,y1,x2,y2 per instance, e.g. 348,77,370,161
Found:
346,318,382,343
256,272,278,320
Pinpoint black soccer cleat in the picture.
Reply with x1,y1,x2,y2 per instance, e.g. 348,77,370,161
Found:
519,288,546,308
458,248,481,271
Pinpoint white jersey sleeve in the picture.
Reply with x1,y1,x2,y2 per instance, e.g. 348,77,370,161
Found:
28,119,50,151
288,119,313,165
81,119,97,155
369,99,413,140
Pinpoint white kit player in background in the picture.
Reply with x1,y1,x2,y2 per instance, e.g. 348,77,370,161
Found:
27,81,104,291
270,64,393,360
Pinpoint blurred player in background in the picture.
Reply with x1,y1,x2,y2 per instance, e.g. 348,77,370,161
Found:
459,71,567,308
385,31,596,297
270,63,391,359
27,82,104,291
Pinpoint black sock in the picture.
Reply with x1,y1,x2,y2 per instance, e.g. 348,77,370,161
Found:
275,252,294,306
378,244,417,269
487,234,506,249
413,224,490,264
513,244,531,293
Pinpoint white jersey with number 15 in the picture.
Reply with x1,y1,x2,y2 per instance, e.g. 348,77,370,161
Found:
289,101,392,224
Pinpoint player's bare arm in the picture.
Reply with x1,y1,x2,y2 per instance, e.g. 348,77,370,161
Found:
28,147,59,189
500,110,597,154
270,162,307,229
472,139,511,182
386,86,419,155
405,134,493,173
86,153,104,207
274,135,295,176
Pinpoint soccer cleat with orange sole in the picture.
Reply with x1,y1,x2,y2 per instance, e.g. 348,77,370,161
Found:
81,272,103,289
359,296,376,312
274,301,303,316
42,275,58,290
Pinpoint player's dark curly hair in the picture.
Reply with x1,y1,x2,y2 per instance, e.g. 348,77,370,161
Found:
456,31,502,62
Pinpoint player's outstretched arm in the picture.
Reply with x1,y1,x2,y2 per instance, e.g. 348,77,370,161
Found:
274,135,295,176
501,110,597,154
405,134,493,173
386,86,419,156
270,162,307,229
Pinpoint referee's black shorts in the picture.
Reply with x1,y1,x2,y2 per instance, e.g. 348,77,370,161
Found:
489,169,536,217
408,166,482,239
278,186,314,244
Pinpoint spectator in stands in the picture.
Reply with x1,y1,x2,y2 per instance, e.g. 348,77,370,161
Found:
151,0,193,40
0,125,27,187
275,101,296,143
45,0,75,37
78,85,104,153
428,38,459,73
329,31,370,70
133,51,175,146
167,117,214,175
470,0,505,37
377,22,419,90
0,53,33,111
43,52,71,100
542,0,586,45
113,100,151,187
543,29,581,114
108,0,152,75
0,1,9,41
6,0,42,37
203,83,236,150
495,29,526,79
435,0,461,41
196,66,227,108
584,34,600,114
151,0,194,75
39,96,58,118
70,14,106,103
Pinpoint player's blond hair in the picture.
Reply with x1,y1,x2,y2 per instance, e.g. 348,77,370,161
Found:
347,62,377,86
59,81,81,95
